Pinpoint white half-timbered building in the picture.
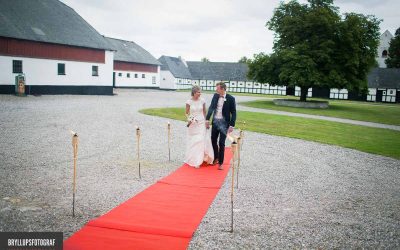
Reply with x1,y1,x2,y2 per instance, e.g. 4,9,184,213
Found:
159,53,400,103
159,56,287,95
106,37,160,88
0,0,114,95
187,61,285,95
158,56,192,90
367,68,400,103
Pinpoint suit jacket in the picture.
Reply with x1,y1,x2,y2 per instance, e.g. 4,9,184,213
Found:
206,93,236,127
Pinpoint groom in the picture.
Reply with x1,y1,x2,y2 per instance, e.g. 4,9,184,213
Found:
206,82,236,170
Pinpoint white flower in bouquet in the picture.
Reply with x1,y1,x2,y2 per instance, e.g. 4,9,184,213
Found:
187,114,197,127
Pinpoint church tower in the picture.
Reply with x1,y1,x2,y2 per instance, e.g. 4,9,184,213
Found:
376,30,393,68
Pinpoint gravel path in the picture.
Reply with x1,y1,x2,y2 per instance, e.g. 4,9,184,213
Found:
0,89,399,249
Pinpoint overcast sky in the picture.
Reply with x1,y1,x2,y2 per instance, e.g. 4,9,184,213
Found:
60,0,399,62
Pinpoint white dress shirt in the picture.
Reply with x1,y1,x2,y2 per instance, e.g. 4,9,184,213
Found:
214,93,226,120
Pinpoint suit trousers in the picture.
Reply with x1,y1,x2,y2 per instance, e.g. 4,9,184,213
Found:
211,119,228,165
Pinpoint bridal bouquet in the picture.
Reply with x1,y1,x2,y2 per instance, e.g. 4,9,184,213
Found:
186,114,197,127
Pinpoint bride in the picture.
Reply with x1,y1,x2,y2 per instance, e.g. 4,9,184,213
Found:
184,85,214,168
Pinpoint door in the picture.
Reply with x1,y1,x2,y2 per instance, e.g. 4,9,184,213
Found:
396,90,400,103
376,89,383,102
286,86,295,96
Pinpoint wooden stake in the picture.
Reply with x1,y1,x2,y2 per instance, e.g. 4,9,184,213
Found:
167,122,171,162
70,130,79,217
230,141,238,233
239,129,244,151
236,136,242,189
136,126,141,179
240,125,244,151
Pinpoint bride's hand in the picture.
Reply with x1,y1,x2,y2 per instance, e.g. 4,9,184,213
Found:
205,120,210,129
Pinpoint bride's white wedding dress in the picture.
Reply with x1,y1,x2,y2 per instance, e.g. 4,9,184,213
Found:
184,98,214,168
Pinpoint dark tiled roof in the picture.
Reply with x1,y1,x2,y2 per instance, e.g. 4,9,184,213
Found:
187,61,249,81
158,56,192,78
367,68,400,89
106,37,160,65
0,0,112,50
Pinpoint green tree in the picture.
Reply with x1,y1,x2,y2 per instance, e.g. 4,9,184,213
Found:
248,0,381,101
201,57,210,62
248,53,284,86
385,27,400,68
238,56,251,64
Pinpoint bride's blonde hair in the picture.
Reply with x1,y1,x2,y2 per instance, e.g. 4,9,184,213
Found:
191,85,201,96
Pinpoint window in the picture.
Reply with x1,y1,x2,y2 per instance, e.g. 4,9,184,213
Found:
92,66,98,76
118,73,122,77
135,74,138,78
12,60,23,73
127,73,130,78
152,76,156,84
382,50,388,58
58,63,65,75
142,74,145,78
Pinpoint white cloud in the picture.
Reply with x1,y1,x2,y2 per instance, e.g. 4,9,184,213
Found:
60,0,399,62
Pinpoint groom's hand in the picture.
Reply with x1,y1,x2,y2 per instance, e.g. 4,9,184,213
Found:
205,120,210,129
228,126,234,133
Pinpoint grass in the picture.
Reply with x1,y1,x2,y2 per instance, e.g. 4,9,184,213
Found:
240,99,400,125
140,107,400,160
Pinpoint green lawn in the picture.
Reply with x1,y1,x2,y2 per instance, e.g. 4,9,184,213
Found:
240,99,400,125
140,107,400,160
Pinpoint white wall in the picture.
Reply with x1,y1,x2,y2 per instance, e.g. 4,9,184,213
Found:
0,51,114,86
295,86,312,97
160,70,176,89
115,67,160,88
367,88,377,102
382,88,397,102
330,88,348,99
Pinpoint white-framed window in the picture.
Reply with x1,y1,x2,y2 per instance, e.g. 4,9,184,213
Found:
58,63,65,75
152,76,156,84
367,88,376,102
92,65,98,76
13,60,23,73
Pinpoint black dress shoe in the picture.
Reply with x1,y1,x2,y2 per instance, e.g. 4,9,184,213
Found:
213,159,219,165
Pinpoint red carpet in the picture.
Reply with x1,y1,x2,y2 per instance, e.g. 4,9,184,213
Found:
64,148,233,250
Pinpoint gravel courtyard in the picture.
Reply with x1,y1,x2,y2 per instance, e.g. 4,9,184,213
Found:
0,89,399,249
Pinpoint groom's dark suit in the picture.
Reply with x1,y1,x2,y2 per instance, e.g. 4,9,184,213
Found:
206,93,236,166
